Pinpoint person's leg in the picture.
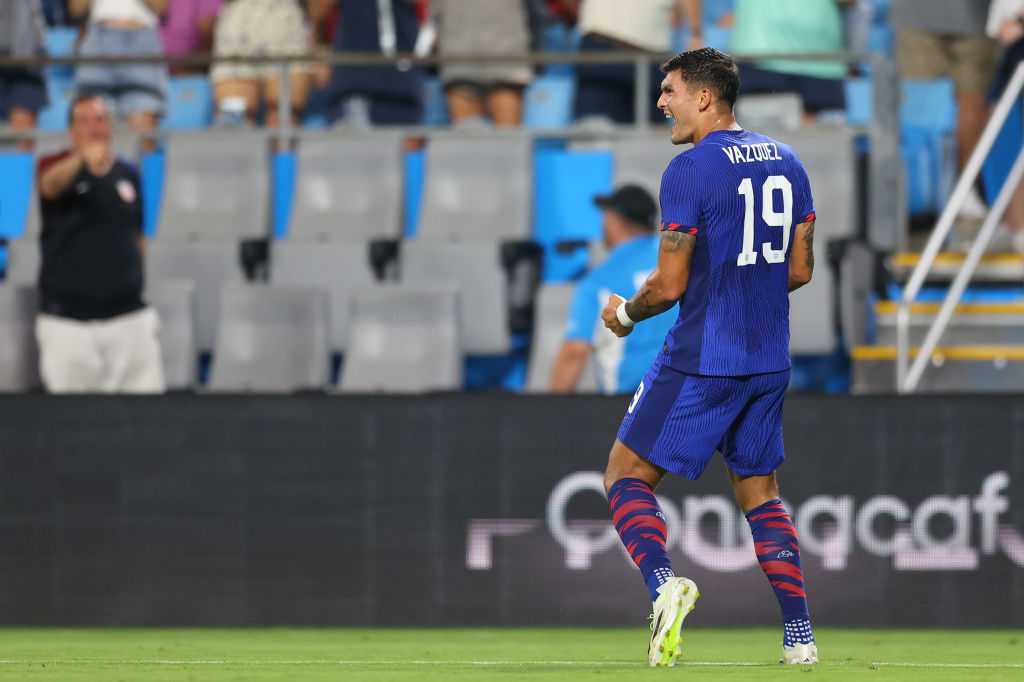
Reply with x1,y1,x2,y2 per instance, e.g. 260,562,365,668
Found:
724,370,815,663
97,308,165,394
35,314,104,393
950,36,1001,170
485,86,524,127
445,83,486,124
265,68,312,128
213,78,262,124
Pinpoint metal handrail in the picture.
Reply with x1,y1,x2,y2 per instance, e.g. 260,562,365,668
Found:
896,63,1024,393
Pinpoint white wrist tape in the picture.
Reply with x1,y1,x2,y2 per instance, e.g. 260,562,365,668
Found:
615,300,635,328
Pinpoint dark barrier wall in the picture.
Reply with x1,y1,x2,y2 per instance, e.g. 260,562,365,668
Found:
0,395,1021,627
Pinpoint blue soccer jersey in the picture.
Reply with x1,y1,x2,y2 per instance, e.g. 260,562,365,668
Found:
658,129,815,376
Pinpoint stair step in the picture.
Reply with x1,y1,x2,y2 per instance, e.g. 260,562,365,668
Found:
889,252,1024,283
852,345,1024,393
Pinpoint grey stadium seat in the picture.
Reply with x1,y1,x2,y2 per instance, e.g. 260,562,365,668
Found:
145,279,196,389
290,132,404,240
269,240,377,351
157,130,269,241
0,287,40,390
339,284,462,393
611,133,689,202
401,240,509,354
5,239,39,285
208,285,330,392
418,132,532,240
525,283,597,393
736,94,803,133
146,241,244,352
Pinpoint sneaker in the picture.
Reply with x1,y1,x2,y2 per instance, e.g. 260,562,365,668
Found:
647,577,700,667
782,642,819,665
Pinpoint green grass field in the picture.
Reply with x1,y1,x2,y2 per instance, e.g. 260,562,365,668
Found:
0,628,1021,681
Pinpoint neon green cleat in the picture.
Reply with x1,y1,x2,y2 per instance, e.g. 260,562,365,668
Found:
647,577,700,667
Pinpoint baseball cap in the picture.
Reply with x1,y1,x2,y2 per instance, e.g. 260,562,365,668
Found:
593,184,658,229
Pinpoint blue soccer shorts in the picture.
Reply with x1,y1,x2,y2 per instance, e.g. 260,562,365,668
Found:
616,358,790,480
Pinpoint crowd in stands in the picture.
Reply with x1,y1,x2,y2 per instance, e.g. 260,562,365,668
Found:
2,0,1024,395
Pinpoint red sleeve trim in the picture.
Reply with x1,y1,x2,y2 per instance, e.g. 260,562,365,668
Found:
661,222,698,235
802,212,816,223
36,150,72,182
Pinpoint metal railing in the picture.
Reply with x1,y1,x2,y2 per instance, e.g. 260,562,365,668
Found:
896,63,1024,393
0,48,903,249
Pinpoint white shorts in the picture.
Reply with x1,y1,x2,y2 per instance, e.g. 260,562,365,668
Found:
36,307,166,394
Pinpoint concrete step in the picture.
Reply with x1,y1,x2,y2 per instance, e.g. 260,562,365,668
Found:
873,302,1024,345
889,252,1024,283
852,345,1024,393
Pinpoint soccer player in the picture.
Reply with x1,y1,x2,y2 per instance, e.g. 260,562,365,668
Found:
599,48,818,667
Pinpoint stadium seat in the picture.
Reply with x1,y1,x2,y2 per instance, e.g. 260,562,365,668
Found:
0,287,40,391
208,285,330,392
0,153,33,240
401,240,510,354
163,76,214,131
421,77,450,127
339,284,462,392
611,133,687,203
157,131,270,241
418,132,532,241
845,78,872,127
900,79,957,214
5,239,39,285
289,132,404,241
269,240,377,351
524,74,576,129
735,94,802,132
524,283,598,393
146,241,245,352
37,76,74,132
44,27,78,80
145,279,197,390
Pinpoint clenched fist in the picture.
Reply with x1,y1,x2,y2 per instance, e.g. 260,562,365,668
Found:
601,294,634,338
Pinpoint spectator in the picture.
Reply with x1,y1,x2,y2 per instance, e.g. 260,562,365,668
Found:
322,0,424,127
431,0,541,127
211,0,314,127
729,0,847,119
569,0,702,126
987,0,1024,247
0,0,48,148
550,185,675,394
35,94,164,394
160,0,222,74
71,0,169,136
890,0,1000,231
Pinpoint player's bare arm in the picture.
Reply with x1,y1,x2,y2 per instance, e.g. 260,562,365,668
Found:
788,219,815,292
601,230,696,338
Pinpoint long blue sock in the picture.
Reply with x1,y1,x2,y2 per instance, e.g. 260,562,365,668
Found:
745,499,814,647
608,478,674,602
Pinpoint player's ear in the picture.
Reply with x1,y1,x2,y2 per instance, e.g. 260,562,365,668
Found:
698,88,712,112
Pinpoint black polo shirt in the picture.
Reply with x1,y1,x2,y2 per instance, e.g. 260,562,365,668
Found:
36,151,145,321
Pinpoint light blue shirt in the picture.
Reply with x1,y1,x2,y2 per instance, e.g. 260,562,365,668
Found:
565,235,677,394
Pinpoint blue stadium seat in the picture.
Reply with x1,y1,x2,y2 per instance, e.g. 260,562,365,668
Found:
845,77,872,126
37,77,74,131
0,154,33,240
899,79,957,214
524,74,575,129
704,25,734,51
163,76,214,130
44,27,78,80
421,77,449,127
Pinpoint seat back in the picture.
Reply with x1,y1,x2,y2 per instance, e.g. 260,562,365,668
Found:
401,240,509,354
270,240,377,351
290,132,404,241
158,131,269,240
339,284,462,392
525,283,597,393
145,279,196,389
0,287,40,391
418,133,532,240
163,76,215,131
146,241,245,351
208,285,330,392
5,238,40,285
